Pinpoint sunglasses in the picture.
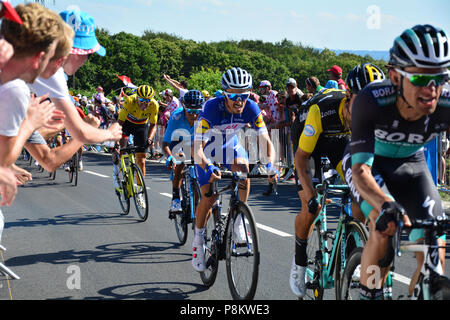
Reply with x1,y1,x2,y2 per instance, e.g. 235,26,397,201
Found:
138,97,151,103
186,108,201,115
224,91,250,101
395,69,449,87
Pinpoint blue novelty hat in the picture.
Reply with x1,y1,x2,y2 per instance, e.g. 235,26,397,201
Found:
60,10,106,56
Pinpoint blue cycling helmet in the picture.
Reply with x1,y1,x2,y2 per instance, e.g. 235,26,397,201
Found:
182,90,205,109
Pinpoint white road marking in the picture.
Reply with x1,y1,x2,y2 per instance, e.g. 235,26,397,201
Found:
84,170,109,178
160,193,172,198
391,272,411,285
256,223,293,237
84,168,414,287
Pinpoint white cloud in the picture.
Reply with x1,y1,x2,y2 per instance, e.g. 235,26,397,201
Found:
318,12,337,21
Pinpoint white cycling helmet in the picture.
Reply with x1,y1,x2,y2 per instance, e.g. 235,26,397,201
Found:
221,67,253,90
389,24,450,69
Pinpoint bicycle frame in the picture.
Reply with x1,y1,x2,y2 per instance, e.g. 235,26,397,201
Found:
308,182,359,290
394,217,450,300
119,152,137,197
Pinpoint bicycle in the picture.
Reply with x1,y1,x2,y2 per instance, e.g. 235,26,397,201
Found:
171,159,201,245
200,168,260,300
303,157,369,300
115,144,149,222
341,215,450,300
67,151,79,186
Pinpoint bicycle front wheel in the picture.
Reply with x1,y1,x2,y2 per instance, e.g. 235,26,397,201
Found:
334,219,368,300
174,178,189,245
200,206,220,288
131,164,149,222
115,166,130,215
225,201,260,300
340,247,363,300
305,221,324,300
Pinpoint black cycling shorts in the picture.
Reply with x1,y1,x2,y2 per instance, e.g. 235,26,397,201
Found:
122,121,149,149
344,149,444,241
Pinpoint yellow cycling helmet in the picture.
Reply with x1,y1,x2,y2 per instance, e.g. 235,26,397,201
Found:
136,85,154,99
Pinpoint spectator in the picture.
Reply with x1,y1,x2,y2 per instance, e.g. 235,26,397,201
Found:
163,74,188,99
259,80,281,124
285,78,305,115
30,9,122,144
327,65,346,90
202,90,210,101
0,0,22,70
159,89,181,127
305,76,324,95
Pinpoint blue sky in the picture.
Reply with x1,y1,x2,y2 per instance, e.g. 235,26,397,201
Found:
12,0,450,50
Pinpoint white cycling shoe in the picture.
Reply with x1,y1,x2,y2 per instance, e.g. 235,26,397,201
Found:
192,241,206,272
290,256,306,298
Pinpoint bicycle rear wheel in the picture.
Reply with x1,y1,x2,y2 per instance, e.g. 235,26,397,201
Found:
200,206,220,288
225,201,260,300
334,219,368,300
131,164,149,222
340,247,363,300
305,221,324,300
116,166,130,215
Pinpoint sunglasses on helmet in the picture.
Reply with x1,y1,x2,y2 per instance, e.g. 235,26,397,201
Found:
395,69,449,87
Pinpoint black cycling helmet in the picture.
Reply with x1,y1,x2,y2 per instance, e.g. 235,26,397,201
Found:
346,63,385,94
182,90,205,109
389,24,450,69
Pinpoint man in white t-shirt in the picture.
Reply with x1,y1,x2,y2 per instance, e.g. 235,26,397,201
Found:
163,74,188,99
32,10,122,146
0,3,65,250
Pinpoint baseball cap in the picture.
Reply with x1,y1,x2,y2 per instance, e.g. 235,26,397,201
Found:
286,78,297,87
0,1,22,24
327,65,342,76
159,89,173,96
59,10,106,56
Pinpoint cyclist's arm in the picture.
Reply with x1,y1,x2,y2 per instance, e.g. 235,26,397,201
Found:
147,100,159,143
296,104,323,200
350,90,393,214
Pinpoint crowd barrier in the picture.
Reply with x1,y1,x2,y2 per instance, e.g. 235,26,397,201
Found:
88,124,450,192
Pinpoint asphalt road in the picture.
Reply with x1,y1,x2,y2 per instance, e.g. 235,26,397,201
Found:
0,151,448,303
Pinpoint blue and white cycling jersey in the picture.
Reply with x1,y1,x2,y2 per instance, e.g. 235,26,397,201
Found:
163,107,193,152
194,96,267,150
193,96,267,185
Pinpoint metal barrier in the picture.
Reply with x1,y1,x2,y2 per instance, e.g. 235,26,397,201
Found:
85,122,450,193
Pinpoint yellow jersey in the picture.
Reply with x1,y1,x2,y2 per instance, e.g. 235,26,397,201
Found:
118,94,159,125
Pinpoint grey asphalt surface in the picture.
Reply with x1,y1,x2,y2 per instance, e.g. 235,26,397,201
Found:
0,151,448,302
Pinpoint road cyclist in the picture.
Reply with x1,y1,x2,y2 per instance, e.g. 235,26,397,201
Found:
163,89,205,218
349,24,450,300
191,67,279,273
112,84,159,209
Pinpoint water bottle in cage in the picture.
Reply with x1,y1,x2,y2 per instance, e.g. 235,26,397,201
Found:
129,134,134,146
